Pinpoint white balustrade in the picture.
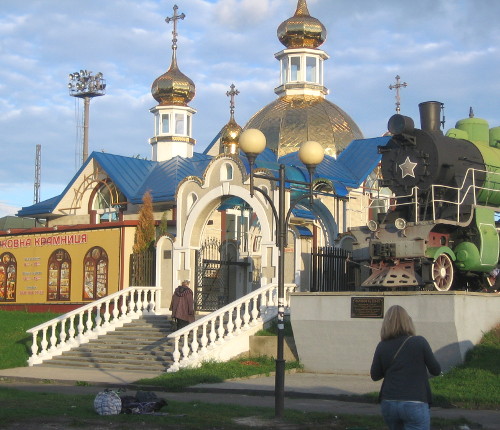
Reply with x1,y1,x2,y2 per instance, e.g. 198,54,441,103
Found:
167,283,296,372
27,286,161,366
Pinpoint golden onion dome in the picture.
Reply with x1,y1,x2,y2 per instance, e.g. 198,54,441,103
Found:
220,117,243,153
244,95,363,158
277,0,326,49
151,55,195,106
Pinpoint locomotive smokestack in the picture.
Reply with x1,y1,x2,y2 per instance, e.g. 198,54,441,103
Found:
419,101,442,132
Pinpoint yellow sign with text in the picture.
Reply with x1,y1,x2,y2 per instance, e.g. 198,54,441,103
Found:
0,228,122,304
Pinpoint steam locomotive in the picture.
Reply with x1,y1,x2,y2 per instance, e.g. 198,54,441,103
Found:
348,101,500,291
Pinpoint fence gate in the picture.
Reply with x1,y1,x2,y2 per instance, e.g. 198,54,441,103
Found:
311,246,354,292
129,248,156,286
195,238,247,312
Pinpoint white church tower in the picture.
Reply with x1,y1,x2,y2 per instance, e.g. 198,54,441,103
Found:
149,5,196,161
274,0,328,98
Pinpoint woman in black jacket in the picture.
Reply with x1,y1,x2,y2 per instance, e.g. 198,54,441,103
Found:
371,305,441,430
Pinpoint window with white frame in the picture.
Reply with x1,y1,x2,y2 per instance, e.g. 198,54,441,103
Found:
290,56,301,81
221,163,233,181
161,114,170,134
175,113,185,134
187,115,191,136
281,59,287,85
306,56,317,83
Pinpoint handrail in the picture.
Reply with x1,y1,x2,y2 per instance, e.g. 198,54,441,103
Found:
368,167,500,225
167,282,297,372
27,286,161,366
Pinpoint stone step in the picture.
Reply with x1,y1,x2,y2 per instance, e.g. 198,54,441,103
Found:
76,343,173,352
62,348,173,359
39,315,177,373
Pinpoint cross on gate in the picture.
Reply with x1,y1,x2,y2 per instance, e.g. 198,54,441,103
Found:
389,75,408,113
165,5,185,51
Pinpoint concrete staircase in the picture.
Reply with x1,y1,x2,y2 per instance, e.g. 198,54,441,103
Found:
35,315,175,373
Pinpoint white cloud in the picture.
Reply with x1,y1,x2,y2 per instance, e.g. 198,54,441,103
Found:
0,0,498,213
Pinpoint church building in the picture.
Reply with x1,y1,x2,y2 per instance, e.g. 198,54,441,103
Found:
1,0,385,312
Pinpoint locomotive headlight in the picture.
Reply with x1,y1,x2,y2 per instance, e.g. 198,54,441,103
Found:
394,218,407,230
367,220,378,232
388,114,415,135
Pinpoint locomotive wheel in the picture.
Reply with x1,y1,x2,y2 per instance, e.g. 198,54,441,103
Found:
431,254,454,291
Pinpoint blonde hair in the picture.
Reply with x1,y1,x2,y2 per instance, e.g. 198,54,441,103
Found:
380,305,416,341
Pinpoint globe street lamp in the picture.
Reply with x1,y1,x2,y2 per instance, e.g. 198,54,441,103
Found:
239,129,324,418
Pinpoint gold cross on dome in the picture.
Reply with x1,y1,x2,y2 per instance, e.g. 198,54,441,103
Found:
226,84,240,117
165,5,185,51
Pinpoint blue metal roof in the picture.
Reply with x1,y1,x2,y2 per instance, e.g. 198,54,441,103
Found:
134,153,212,204
295,225,312,236
17,194,62,217
18,137,385,217
335,136,389,186
291,204,316,220
92,152,156,200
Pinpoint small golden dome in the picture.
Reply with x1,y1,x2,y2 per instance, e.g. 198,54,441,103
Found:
277,0,326,49
220,118,243,154
151,56,195,106
219,84,242,154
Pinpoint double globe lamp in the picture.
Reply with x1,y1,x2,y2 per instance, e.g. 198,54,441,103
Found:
239,129,324,418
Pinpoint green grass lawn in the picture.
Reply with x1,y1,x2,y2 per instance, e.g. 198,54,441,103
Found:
1,310,499,413
0,310,61,369
430,324,500,409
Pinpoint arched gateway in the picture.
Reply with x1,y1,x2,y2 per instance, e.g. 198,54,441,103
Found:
155,153,338,312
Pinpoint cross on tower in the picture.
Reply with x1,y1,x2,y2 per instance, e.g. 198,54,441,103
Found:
226,83,240,118
165,5,185,51
389,75,408,114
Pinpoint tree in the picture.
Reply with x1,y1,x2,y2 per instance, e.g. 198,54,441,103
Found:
157,211,168,239
133,191,155,254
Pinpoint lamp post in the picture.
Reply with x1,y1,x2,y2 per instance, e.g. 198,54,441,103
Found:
239,129,324,418
68,70,106,164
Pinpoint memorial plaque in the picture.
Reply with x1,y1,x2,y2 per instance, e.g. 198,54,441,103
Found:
351,297,384,319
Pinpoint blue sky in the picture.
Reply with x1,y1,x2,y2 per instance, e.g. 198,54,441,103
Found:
1,0,498,217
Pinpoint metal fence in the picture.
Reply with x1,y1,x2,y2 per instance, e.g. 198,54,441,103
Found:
129,248,156,286
311,246,354,292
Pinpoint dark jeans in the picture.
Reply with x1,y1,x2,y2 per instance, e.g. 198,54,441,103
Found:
381,400,430,430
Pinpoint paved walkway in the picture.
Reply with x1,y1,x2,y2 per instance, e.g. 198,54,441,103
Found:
0,366,498,429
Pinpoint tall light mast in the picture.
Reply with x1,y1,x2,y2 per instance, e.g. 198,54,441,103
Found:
68,70,106,164
34,144,41,204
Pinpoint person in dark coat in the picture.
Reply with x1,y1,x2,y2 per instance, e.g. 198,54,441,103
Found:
370,305,441,430
169,280,195,330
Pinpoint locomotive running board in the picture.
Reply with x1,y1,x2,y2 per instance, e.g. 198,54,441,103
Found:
361,261,421,288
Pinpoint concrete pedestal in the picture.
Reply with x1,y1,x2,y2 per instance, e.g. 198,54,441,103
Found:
290,291,500,374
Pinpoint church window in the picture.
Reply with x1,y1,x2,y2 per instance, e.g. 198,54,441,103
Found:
187,114,191,136
161,114,170,134
290,57,301,81
221,163,233,181
47,249,71,301
83,247,108,300
92,181,125,224
0,252,16,302
175,113,185,134
281,59,287,85
306,56,317,83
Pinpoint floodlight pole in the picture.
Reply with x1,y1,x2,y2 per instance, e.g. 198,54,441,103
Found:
68,70,106,165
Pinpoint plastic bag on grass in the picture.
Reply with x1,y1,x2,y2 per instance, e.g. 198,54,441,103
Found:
94,389,122,415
